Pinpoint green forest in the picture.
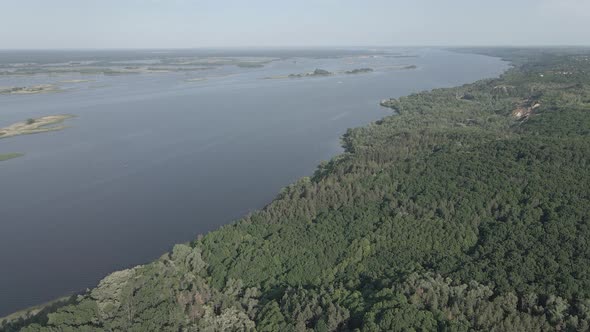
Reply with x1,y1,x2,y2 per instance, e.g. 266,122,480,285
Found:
4,48,590,331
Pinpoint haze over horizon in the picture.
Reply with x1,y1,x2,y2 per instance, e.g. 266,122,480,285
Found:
2,0,590,49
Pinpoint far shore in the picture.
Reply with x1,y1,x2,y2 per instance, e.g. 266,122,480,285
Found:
59,79,93,84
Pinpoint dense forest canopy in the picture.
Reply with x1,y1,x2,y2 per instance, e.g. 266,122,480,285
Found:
4,47,590,331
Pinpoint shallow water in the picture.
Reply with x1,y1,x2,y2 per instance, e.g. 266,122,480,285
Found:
0,48,508,315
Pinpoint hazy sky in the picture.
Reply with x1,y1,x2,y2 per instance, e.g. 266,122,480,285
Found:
2,0,589,49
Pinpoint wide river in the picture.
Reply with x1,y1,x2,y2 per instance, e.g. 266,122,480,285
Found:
0,48,508,315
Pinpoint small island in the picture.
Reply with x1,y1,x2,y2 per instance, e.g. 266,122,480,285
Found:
345,68,374,74
0,153,24,162
288,68,333,78
185,77,208,82
0,114,75,139
59,79,93,84
380,64,418,71
236,62,266,68
263,68,334,80
0,84,61,95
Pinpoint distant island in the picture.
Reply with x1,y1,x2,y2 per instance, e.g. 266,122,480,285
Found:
0,115,74,163
0,84,61,95
265,65,416,80
236,62,266,68
0,153,23,162
378,64,418,71
0,57,274,77
343,66,415,75
185,77,208,82
0,115,74,139
263,68,334,80
59,79,93,84
288,68,333,78
344,68,374,74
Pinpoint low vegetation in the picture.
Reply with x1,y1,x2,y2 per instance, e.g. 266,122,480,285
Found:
0,153,23,162
0,115,74,140
345,68,374,74
288,68,333,78
0,84,60,95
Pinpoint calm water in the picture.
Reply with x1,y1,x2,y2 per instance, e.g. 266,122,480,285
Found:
0,48,508,315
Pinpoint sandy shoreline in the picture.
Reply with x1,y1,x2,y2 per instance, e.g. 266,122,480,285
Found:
0,114,75,139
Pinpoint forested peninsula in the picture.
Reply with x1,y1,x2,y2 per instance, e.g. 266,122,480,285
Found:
5,48,590,331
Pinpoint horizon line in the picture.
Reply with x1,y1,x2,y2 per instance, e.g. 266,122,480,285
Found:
1,44,590,51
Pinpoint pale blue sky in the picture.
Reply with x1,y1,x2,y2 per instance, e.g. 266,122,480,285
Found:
2,0,589,49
